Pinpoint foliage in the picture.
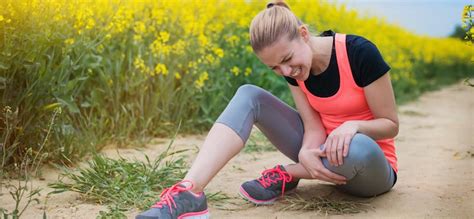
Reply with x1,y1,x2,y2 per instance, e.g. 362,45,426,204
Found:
0,0,472,167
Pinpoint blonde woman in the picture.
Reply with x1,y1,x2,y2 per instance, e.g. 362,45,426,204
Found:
137,1,398,218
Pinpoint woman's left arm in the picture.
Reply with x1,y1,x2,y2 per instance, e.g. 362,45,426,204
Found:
355,72,399,140
323,72,399,166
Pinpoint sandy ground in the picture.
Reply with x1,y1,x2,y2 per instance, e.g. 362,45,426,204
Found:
1,82,473,218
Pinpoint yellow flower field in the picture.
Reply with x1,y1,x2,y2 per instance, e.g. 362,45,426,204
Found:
0,0,472,165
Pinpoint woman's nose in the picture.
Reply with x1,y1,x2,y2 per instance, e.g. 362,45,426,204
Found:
280,65,292,76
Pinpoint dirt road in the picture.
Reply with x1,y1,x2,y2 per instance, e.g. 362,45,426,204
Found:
2,82,473,218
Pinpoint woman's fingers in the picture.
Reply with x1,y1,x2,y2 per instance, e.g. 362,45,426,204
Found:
314,157,347,183
330,137,338,166
326,136,336,166
343,134,352,157
337,135,345,165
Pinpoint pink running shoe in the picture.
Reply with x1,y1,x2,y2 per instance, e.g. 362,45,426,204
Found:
136,180,209,219
239,165,299,205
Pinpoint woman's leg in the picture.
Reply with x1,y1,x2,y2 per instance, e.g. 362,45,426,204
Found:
184,123,244,193
213,85,395,198
321,133,396,197
184,84,306,193
184,84,394,197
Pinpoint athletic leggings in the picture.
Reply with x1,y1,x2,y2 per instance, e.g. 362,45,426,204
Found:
216,84,397,197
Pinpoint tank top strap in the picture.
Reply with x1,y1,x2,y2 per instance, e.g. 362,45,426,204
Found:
334,33,360,89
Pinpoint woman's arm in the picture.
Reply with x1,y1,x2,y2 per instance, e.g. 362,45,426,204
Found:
357,72,399,139
288,84,346,184
288,84,326,149
323,72,399,166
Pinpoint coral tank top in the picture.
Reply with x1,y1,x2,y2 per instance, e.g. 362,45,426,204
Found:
296,33,398,172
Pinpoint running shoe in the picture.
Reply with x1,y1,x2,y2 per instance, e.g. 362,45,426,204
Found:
136,180,209,219
239,165,299,205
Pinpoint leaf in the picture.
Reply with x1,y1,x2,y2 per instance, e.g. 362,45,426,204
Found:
42,102,61,111
0,76,6,89
56,97,80,114
80,101,91,108
0,62,9,70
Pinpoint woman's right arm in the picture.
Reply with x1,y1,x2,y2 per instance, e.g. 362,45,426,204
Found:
289,85,347,184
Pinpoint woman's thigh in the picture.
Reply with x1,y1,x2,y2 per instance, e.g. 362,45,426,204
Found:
215,84,304,162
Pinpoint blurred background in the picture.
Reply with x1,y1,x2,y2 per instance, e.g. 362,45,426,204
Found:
329,0,470,37
0,0,472,168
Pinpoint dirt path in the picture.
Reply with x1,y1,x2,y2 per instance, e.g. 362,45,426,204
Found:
2,82,473,218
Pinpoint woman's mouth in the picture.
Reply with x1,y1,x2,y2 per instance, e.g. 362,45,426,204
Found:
290,67,302,78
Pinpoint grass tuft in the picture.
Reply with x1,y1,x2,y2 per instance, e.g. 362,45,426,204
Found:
280,193,372,215
48,136,188,211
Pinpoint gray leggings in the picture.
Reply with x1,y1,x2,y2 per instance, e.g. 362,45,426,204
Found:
216,84,396,197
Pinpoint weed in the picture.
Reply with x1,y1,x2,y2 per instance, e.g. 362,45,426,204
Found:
244,129,276,153
280,193,372,215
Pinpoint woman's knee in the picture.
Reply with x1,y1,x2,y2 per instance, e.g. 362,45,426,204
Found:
235,84,266,102
346,133,382,163
326,133,384,177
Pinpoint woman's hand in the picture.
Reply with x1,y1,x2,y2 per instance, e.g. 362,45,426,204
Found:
322,121,359,167
298,147,347,185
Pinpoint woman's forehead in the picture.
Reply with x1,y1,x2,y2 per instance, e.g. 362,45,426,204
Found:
258,38,295,64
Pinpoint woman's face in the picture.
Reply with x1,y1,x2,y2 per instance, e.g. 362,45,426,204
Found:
256,34,313,81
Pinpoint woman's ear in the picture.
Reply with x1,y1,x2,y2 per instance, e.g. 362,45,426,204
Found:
299,25,310,42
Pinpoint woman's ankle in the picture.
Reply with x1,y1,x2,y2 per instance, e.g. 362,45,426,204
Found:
181,179,204,194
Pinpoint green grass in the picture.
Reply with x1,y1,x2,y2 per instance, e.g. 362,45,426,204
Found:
243,130,276,153
47,132,235,218
48,149,188,210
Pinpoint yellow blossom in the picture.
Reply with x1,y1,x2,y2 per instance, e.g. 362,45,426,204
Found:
205,54,215,64
174,72,181,80
134,34,143,42
134,21,146,34
85,18,95,29
154,63,168,75
134,57,149,75
198,34,209,46
194,71,209,89
159,31,170,43
150,39,171,57
97,44,104,53
65,38,75,45
244,67,252,76
231,66,240,76
0,15,4,22
188,61,197,69
212,47,224,58
225,35,239,46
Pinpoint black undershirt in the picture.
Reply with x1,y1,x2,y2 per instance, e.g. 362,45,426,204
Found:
284,30,391,97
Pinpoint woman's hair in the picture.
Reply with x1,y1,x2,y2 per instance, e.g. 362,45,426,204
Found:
249,1,304,52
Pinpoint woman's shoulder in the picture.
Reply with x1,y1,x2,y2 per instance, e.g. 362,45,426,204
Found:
319,30,373,47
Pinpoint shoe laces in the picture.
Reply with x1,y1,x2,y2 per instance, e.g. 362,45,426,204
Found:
151,180,194,213
257,166,293,196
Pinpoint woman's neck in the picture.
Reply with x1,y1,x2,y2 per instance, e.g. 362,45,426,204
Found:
309,36,333,76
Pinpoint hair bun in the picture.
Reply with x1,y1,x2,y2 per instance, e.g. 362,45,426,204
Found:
266,1,291,10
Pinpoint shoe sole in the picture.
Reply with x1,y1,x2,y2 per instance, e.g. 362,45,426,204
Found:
179,209,210,219
238,185,277,205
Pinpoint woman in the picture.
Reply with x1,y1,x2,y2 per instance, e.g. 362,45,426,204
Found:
136,1,398,218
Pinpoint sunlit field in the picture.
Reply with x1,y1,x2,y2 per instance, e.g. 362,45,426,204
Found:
1,0,471,167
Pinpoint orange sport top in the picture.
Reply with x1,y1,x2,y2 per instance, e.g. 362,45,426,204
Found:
296,33,398,172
